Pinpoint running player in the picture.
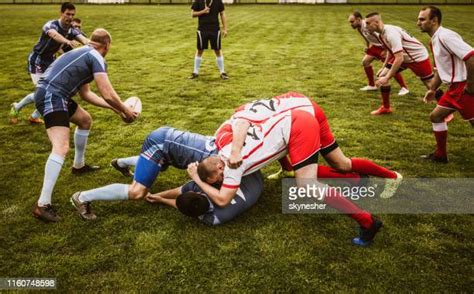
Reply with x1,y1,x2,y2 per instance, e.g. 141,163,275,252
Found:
365,12,434,115
33,29,137,222
348,11,409,95
417,6,474,163
9,3,88,124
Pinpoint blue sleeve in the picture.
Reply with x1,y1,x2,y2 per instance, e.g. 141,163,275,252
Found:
43,20,58,34
88,50,107,74
181,181,202,194
70,27,82,39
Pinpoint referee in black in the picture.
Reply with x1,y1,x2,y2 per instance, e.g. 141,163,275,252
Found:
189,0,228,80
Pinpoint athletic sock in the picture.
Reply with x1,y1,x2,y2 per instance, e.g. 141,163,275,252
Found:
30,109,41,119
216,56,225,73
351,158,397,179
79,184,129,202
117,156,139,168
73,128,90,169
15,93,35,111
364,66,375,87
38,153,65,206
318,165,361,185
380,85,391,109
394,73,407,88
432,123,448,157
323,187,373,229
194,55,202,74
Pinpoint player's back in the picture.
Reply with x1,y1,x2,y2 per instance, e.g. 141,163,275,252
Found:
383,24,428,62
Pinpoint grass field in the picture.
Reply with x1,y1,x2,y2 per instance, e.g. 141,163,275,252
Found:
0,4,473,292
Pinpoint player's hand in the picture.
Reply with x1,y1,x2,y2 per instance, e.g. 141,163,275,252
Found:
222,29,228,37
376,76,388,87
145,193,162,204
423,89,436,103
202,7,210,14
121,107,138,123
227,152,242,169
187,161,200,182
68,40,80,48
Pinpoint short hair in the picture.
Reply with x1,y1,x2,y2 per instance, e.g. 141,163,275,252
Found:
91,28,112,45
422,6,442,24
61,2,75,12
72,18,81,23
365,12,380,19
352,11,363,19
197,159,214,182
176,192,210,218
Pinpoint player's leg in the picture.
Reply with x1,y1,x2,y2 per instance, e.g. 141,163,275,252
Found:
211,30,227,80
9,72,41,124
190,30,206,79
394,72,409,96
372,66,393,115
360,54,378,91
422,106,454,163
111,155,139,177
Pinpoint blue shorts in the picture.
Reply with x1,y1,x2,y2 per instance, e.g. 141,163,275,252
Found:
28,52,54,74
133,127,172,188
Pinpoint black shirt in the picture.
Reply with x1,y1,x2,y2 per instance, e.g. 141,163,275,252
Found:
191,0,224,31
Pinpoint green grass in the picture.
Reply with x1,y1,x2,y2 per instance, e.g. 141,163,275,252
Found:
0,4,473,292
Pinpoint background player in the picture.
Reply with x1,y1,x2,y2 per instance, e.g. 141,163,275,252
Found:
61,18,87,54
348,11,409,95
417,6,474,163
189,0,228,80
9,3,88,124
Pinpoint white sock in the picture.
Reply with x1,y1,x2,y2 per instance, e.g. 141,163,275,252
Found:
194,56,202,74
15,93,35,111
79,184,129,202
38,153,65,206
117,156,139,168
31,109,41,119
73,128,90,169
216,56,225,73
432,122,448,132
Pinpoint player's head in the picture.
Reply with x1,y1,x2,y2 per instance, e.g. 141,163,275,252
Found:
348,11,363,29
417,6,442,34
197,156,225,184
176,192,210,218
365,12,382,34
90,28,112,56
72,18,82,30
60,2,76,26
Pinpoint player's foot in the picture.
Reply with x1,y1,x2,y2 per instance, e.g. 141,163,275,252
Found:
267,168,295,180
421,152,448,164
111,158,134,177
32,203,60,222
28,116,44,124
370,106,392,115
72,164,100,175
398,87,410,96
188,73,199,79
220,72,229,80
360,85,378,91
380,171,403,199
9,103,19,124
352,217,383,247
70,192,97,220
444,113,454,123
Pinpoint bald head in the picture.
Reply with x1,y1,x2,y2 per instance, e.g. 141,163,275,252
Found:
90,28,112,46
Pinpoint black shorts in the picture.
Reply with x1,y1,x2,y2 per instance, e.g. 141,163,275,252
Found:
197,30,221,50
43,100,78,129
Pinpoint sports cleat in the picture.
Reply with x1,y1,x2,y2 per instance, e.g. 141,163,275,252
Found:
220,72,229,80
352,217,383,247
380,171,403,199
267,168,295,180
72,164,100,175
70,192,97,220
28,116,44,124
398,87,410,96
9,103,19,124
32,203,60,222
188,73,199,79
421,152,448,164
360,85,378,91
370,106,392,115
111,158,134,177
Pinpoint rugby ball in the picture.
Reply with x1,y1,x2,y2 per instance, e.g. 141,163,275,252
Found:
124,96,142,114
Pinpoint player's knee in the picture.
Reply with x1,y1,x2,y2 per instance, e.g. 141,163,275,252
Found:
78,113,93,130
333,159,352,173
53,142,70,157
128,185,147,200
361,59,371,67
196,50,204,56
429,111,444,123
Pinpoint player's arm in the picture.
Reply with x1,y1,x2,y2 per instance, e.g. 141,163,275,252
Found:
47,29,76,48
75,34,89,45
192,7,210,17
423,71,441,103
228,119,251,169
93,73,137,123
145,186,183,207
220,11,228,37
377,51,402,86
78,84,115,110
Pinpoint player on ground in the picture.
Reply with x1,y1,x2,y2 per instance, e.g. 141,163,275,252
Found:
33,29,137,222
71,127,263,223
9,3,88,125
348,11,409,95
189,0,228,80
417,6,474,163
365,12,434,115
192,109,384,246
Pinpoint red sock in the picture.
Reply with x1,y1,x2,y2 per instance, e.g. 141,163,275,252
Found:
318,165,361,185
278,157,293,171
364,66,375,86
380,85,391,108
434,131,448,157
351,158,397,179
323,187,373,229
394,73,407,88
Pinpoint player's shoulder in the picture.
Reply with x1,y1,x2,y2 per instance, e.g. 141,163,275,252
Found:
43,19,59,30
437,26,462,41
